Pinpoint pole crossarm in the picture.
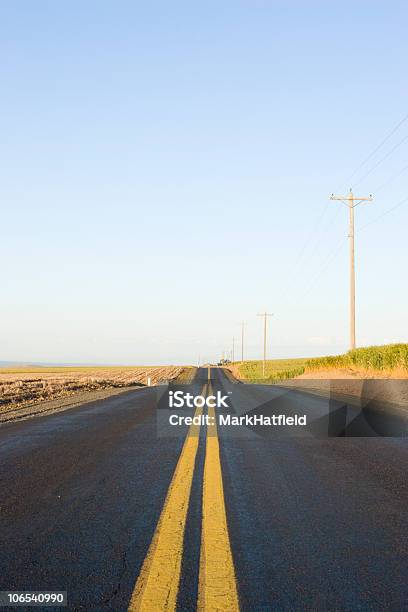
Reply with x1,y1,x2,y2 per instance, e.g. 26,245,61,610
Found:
330,190,373,208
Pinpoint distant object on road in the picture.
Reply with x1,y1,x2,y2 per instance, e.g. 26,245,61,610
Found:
218,359,231,366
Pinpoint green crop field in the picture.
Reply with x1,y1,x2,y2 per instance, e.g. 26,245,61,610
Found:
306,344,408,372
231,344,408,383
230,358,309,383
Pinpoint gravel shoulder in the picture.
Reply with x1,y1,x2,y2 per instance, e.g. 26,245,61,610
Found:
0,385,143,424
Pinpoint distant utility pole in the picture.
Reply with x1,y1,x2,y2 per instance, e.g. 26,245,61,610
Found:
330,189,373,351
232,337,235,363
257,312,273,378
241,321,245,363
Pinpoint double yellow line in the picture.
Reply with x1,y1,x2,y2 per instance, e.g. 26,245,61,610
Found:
128,381,239,611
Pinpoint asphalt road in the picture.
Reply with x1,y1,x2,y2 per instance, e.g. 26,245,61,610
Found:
0,368,407,611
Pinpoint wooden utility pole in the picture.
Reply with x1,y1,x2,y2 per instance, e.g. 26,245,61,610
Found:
257,312,273,378
330,189,373,351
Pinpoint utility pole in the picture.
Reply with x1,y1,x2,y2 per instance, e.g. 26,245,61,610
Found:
330,189,373,351
241,321,245,363
257,312,273,378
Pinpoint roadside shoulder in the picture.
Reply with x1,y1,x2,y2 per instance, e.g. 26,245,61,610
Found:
0,386,145,425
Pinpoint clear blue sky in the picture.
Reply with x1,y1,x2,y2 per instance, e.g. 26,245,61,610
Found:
1,1,407,364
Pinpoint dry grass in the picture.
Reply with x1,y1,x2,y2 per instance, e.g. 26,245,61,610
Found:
0,365,194,413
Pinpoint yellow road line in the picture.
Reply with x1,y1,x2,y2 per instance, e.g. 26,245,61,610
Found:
128,386,205,612
198,384,240,611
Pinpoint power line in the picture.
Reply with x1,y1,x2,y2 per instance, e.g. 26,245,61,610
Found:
292,194,407,303
272,115,408,337
294,238,347,303
340,111,408,189
354,133,408,188
291,202,329,267
276,201,340,308
275,201,328,304
276,116,408,308
374,162,408,193
357,195,408,233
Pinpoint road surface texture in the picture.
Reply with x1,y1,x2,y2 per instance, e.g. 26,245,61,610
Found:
0,368,407,611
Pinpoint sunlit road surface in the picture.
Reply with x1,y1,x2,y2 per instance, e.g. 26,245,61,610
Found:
0,368,407,611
